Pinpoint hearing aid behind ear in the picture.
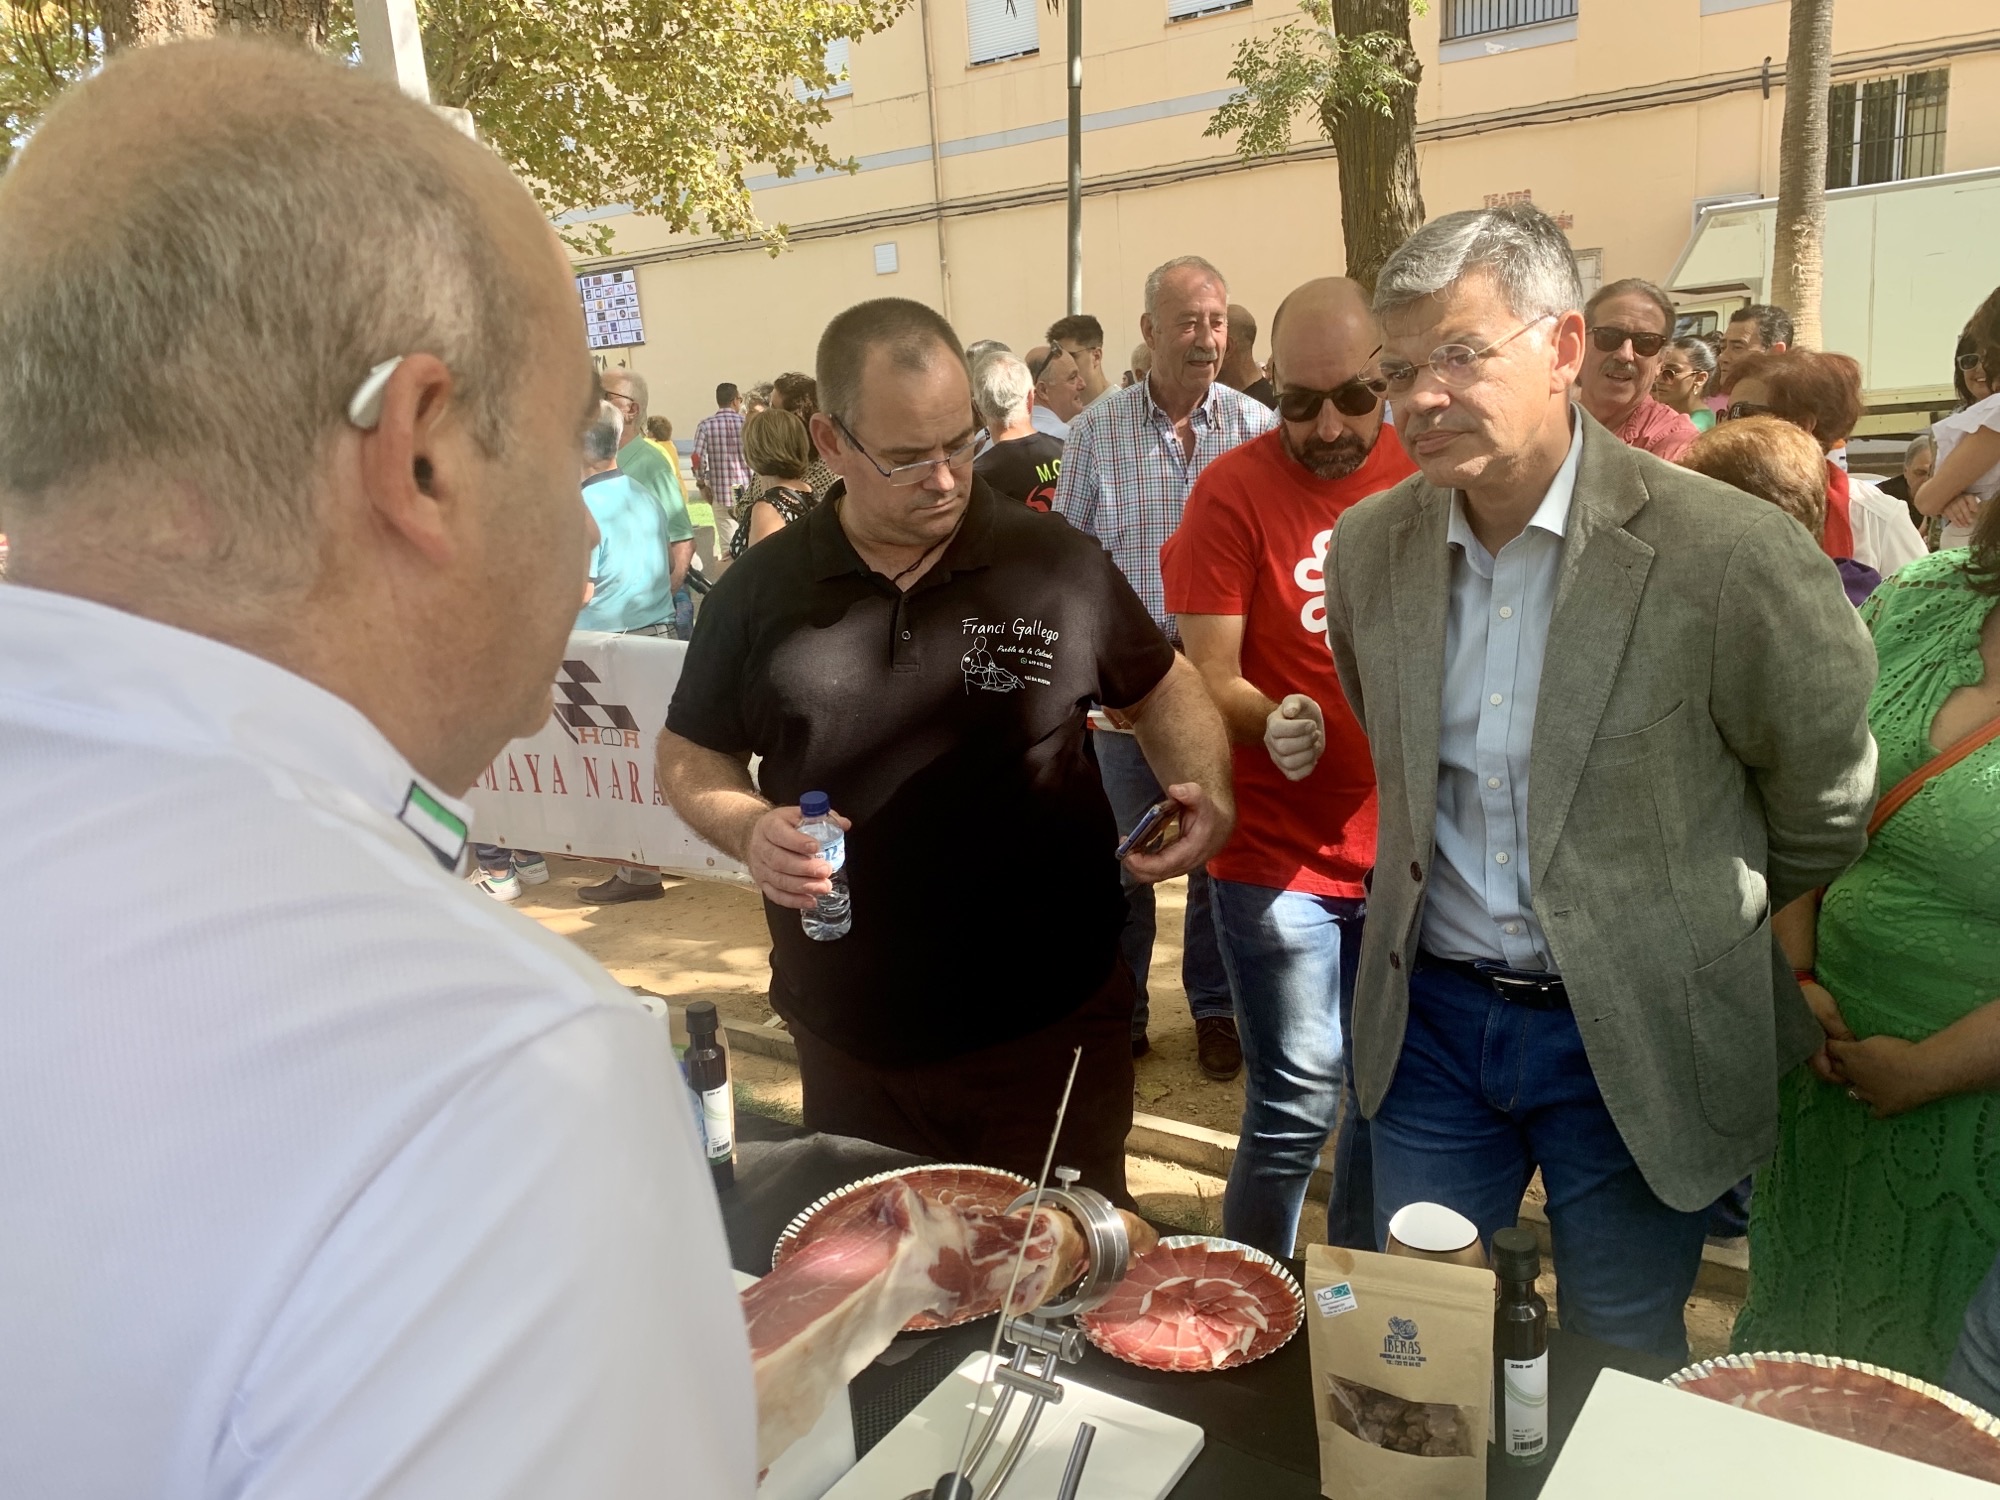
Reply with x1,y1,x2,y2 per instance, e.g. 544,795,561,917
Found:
345,356,405,430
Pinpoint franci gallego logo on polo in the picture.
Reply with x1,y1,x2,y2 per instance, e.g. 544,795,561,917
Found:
1380,1316,1425,1369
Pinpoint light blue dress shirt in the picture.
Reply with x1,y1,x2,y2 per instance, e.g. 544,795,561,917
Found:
1421,417,1584,972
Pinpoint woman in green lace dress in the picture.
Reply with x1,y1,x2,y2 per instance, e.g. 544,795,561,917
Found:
1735,500,2000,1383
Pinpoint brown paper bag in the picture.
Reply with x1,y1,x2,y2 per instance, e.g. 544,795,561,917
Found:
1305,1244,1495,1500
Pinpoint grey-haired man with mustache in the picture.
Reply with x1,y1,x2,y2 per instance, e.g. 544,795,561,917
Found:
1321,203,1875,1362
1055,254,1277,1074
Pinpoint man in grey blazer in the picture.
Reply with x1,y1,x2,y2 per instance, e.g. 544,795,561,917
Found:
1315,203,1877,1361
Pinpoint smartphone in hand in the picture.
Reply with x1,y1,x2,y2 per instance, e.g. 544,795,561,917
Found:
1115,795,1182,860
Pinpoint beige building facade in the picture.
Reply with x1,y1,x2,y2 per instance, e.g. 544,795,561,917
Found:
569,0,2000,432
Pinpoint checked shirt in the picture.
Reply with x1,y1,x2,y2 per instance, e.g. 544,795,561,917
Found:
1053,376,1275,637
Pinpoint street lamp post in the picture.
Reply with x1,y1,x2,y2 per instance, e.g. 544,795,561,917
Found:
1065,0,1083,316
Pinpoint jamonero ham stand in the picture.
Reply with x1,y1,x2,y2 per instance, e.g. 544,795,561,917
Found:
914,1167,1132,1500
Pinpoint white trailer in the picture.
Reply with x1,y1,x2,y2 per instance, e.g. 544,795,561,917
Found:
1665,166,2000,437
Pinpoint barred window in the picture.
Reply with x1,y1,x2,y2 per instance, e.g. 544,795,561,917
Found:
1441,0,1577,42
1827,68,1949,190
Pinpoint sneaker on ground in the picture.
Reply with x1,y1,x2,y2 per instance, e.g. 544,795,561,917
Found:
578,873,665,905
477,869,522,902
1195,1015,1242,1082
514,854,551,886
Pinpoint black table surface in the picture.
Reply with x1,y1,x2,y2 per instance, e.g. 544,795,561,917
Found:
725,1114,1675,1499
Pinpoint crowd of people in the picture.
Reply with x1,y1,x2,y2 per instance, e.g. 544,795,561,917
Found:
648,219,1999,1382
4,36,1999,1497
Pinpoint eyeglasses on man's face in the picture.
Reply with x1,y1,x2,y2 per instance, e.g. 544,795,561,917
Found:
1377,314,1556,395
1276,358,1388,423
834,415,979,487
1588,325,1669,358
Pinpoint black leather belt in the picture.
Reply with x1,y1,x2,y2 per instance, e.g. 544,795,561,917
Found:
1418,952,1571,1011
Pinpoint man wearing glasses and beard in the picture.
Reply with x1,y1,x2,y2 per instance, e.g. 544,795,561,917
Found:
657,298,1234,1197
1160,277,1418,1260
1321,204,1876,1361
1573,277,1700,462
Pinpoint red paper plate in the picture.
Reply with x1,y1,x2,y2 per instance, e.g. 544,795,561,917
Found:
1081,1235,1304,1373
1667,1351,2000,1484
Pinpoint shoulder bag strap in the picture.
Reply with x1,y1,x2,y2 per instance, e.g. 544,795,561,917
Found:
1868,708,2000,839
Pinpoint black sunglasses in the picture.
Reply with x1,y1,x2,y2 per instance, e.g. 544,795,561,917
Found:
1724,401,1775,421
1588,325,1670,357
1277,369,1387,423
1029,347,1064,382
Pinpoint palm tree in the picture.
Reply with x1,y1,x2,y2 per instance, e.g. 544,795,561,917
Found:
1771,0,1835,348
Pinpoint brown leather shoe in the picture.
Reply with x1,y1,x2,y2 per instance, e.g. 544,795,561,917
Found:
1195,1015,1242,1081
577,873,665,904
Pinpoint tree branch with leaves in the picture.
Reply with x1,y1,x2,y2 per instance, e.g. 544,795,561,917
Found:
1205,0,1426,293
1,0,908,251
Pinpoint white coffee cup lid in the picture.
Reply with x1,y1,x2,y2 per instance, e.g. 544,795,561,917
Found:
1387,1201,1480,1254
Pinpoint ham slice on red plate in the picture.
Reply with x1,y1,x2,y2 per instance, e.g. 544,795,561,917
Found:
743,1177,1089,1470
1082,1235,1302,1373
1670,1352,2000,1483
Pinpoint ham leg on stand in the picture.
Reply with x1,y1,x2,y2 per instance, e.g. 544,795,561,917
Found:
740,1179,1097,1471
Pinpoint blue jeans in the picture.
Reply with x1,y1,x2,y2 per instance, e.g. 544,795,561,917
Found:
1371,959,1708,1362
1093,729,1233,1035
1949,1252,2000,1415
1211,881,1374,1258
1707,1176,1753,1239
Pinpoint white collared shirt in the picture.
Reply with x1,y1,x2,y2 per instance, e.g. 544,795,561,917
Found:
1846,475,1929,576
1031,403,1072,440
1422,419,1585,970
0,585,754,1499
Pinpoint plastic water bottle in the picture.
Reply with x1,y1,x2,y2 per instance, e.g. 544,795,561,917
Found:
798,790,851,941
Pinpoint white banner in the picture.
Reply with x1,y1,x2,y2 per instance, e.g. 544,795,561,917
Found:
465,631,750,885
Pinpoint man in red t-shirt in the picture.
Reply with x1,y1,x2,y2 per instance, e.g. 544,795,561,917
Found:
1161,277,1419,1259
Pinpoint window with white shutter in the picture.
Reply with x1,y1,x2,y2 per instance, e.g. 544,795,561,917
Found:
967,0,1038,65
1167,0,1249,19
822,37,853,98
794,37,853,101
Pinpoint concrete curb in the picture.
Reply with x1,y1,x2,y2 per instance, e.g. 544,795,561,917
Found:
723,1018,802,1064
719,1013,1747,1298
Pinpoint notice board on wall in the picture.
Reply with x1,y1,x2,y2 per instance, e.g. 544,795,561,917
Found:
578,267,644,350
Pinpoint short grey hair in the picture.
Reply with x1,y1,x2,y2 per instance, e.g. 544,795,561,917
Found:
1373,203,1583,325
1144,255,1227,319
602,368,649,418
583,401,623,464
1906,430,1937,463
971,352,1033,431
0,39,527,582
1585,277,1676,335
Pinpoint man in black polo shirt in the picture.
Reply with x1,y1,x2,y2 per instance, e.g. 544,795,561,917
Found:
660,298,1234,1197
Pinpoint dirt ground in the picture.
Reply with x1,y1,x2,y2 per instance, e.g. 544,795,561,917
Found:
518,855,1249,1135
520,855,1739,1359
